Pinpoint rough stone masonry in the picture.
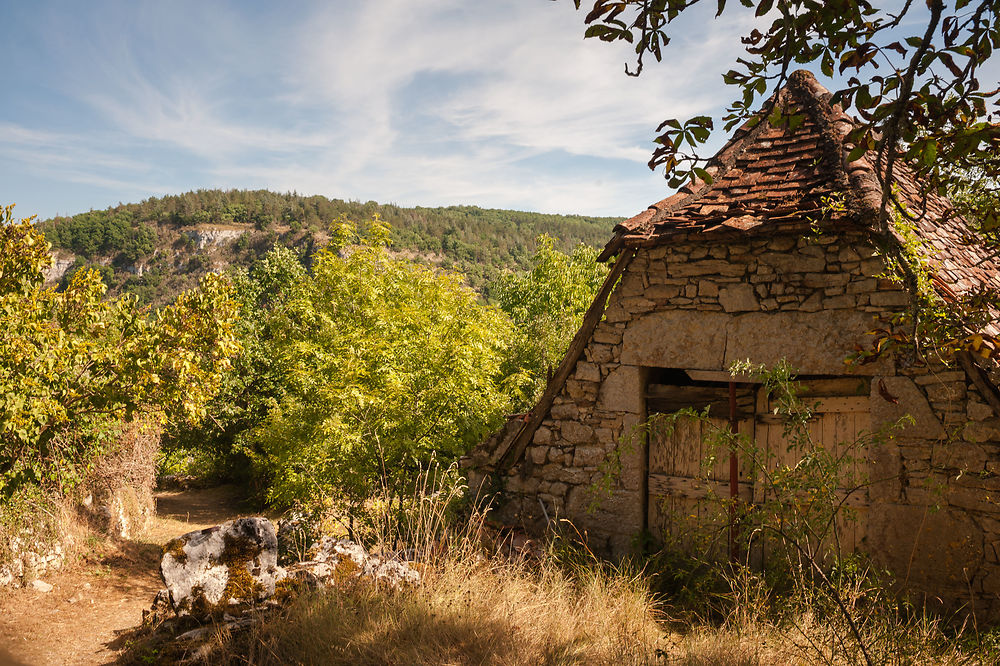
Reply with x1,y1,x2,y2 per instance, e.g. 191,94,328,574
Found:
466,71,1000,619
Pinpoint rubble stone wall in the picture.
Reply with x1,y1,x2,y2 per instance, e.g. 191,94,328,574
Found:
491,229,1000,616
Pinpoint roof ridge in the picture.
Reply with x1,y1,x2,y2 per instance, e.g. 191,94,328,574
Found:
601,71,902,260
782,70,884,224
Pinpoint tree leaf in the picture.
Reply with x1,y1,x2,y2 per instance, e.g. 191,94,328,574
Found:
847,142,867,162
921,140,938,166
692,167,714,185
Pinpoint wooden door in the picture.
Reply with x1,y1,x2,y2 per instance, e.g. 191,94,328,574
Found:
753,385,871,562
646,378,871,561
647,412,752,555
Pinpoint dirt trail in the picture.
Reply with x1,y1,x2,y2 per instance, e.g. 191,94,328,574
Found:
0,486,252,666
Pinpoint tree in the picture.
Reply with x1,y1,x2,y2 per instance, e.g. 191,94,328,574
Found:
950,168,1000,231
493,235,609,405
566,0,999,232
241,217,519,511
162,244,308,481
0,204,240,498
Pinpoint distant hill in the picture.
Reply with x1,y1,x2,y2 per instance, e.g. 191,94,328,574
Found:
37,189,620,304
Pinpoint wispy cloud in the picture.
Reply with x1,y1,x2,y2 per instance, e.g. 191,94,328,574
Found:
0,123,177,199
2,0,756,218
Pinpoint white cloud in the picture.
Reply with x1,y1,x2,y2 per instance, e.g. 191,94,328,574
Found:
294,1,748,163
216,0,753,213
5,0,760,218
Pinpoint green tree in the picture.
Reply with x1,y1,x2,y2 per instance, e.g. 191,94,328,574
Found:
241,218,518,511
950,168,1000,232
0,204,240,498
163,244,308,481
493,235,609,405
567,0,999,227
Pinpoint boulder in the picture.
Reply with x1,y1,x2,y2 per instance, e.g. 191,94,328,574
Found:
161,517,283,618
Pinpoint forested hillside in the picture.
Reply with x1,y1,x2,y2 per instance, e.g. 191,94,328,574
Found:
37,189,620,303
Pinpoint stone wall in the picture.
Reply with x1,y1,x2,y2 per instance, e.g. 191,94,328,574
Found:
490,228,1000,615
0,539,66,588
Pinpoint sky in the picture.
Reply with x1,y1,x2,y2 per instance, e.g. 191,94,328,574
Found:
0,0,762,221
4,1,992,222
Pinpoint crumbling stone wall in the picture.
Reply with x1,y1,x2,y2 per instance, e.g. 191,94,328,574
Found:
488,228,1000,615
0,538,66,588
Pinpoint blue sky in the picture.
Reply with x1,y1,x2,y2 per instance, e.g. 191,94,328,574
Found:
5,1,985,222
1,0,762,220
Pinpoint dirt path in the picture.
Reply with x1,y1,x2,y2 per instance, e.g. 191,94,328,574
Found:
0,486,253,666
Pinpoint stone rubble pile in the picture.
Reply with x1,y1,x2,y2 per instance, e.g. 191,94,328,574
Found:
145,516,421,643
284,535,421,589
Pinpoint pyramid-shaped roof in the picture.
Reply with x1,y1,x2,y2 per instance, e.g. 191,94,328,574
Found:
600,70,1000,302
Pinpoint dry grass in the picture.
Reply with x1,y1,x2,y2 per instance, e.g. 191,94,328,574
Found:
135,467,1000,666
206,468,667,665
652,567,994,666
208,544,990,666
231,554,665,665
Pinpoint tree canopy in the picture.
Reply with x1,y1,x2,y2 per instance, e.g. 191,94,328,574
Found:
493,235,609,405
179,219,522,510
567,0,999,230
0,204,240,499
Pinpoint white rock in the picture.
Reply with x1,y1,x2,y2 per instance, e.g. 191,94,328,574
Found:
161,517,281,618
299,537,420,588
30,580,53,593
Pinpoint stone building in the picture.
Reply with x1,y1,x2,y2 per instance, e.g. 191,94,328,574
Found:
466,70,1000,614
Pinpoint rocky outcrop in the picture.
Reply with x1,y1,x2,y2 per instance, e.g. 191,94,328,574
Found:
183,228,245,250
43,254,75,283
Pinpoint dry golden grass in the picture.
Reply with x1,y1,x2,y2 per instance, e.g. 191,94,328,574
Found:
143,468,1000,666
228,553,665,665
203,469,667,664
210,559,991,666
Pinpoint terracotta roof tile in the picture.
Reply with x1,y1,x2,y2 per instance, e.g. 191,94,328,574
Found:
601,70,1000,308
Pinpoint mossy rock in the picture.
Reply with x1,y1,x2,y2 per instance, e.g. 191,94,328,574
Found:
160,517,282,619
